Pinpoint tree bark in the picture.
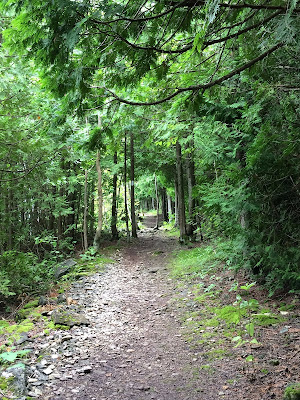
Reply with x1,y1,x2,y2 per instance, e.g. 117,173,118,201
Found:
89,180,95,238
111,151,119,240
186,144,197,238
161,187,168,222
154,175,159,229
83,169,88,251
7,187,13,250
93,149,103,247
124,132,130,241
167,193,173,222
130,131,137,238
174,179,179,227
93,115,103,248
57,186,64,242
176,141,186,241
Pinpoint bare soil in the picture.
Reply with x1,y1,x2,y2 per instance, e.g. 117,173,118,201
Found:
41,215,299,400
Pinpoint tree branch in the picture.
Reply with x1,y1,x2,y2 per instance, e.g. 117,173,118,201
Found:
169,1,300,12
93,9,282,56
203,10,282,49
81,0,191,26
104,43,284,106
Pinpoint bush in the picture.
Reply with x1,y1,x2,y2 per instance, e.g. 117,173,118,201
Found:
0,251,53,299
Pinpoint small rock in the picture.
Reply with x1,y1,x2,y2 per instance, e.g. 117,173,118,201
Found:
54,259,77,280
38,296,48,306
60,335,73,343
4,365,27,395
77,366,92,374
57,294,67,304
15,332,30,345
51,309,90,327
28,388,42,397
42,367,54,375
135,385,150,391
148,268,159,274
280,326,290,334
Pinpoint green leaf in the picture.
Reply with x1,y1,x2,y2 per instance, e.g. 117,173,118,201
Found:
0,352,19,362
246,322,255,337
7,362,26,369
0,350,30,363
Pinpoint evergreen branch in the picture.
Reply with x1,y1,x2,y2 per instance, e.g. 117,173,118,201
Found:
104,43,284,106
169,1,300,12
0,155,58,182
105,0,194,24
94,10,281,55
212,10,257,35
203,10,282,49
78,0,190,26
105,29,193,54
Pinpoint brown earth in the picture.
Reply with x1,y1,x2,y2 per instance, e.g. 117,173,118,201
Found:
41,215,299,400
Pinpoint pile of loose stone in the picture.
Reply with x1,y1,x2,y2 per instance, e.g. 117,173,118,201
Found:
2,265,115,399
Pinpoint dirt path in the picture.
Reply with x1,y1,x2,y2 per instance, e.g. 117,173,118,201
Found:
38,216,299,400
42,221,208,400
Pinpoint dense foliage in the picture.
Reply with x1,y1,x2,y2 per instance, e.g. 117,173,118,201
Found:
0,1,299,301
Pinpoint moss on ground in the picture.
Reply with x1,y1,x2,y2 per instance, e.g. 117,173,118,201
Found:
284,383,300,400
23,300,39,309
169,240,292,370
254,313,285,326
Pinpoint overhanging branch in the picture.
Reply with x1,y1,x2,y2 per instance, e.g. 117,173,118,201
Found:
170,1,300,12
104,43,284,106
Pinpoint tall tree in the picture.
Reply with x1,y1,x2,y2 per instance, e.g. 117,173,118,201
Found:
130,131,137,238
111,151,119,240
176,141,187,241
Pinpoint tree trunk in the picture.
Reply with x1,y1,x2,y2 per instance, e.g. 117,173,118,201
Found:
93,148,103,248
176,141,186,242
161,187,168,222
154,175,159,229
167,193,172,222
89,180,95,238
92,115,103,248
57,186,64,242
174,179,179,227
130,131,137,238
7,187,13,250
111,151,119,240
124,132,130,241
83,169,88,251
186,144,197,239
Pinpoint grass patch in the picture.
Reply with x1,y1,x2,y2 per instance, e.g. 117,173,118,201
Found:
253,313,285,326
205,349,229,360
169,244,221,280
164,227,180,238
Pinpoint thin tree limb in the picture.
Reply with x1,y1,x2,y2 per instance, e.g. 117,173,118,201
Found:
104,43,284,106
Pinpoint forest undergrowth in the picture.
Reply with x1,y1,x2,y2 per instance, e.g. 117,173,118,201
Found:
0,228,299,399
168,239,300,399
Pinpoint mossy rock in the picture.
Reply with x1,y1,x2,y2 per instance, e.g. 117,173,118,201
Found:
0,375,13,390
2,320,34,346
51,309,90,327
23,300,39,309
16,299,40,321
16,308,42,322
284,383,300,400
16,308,33,321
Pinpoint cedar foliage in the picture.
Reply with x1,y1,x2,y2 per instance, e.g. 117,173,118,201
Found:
0,1,299,297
